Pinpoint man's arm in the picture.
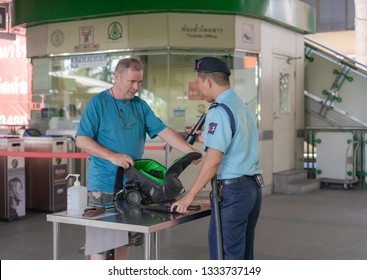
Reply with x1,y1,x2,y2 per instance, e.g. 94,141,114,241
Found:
170,148,222,213
76,136,134,168
158,127,198,154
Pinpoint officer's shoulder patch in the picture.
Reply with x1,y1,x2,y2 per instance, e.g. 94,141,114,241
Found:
208,122,217,135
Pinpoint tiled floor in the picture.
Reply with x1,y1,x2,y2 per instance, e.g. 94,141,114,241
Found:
2,186,367,260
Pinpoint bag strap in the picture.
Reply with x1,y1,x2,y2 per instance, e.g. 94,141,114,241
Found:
113,166,125,196
209,102,236,138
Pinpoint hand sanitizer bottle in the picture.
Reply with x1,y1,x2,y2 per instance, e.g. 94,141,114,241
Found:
65,174,87,215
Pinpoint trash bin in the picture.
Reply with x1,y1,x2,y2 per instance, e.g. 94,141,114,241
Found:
0,136,26,221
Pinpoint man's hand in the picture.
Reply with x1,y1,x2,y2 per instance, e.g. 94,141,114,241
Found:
76,136,134,169
109,153,134,169
191,150,203,165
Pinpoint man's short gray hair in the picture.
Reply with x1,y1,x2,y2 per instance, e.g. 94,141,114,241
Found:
115,57,144,73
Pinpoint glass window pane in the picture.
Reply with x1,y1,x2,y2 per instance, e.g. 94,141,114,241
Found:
301,0,355,32
346,0,355,30
279,72,290,113
30,50,260,133
168,53,230,132
233,52,260,125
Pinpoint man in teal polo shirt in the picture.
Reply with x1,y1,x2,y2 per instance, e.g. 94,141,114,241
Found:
76,57,199,260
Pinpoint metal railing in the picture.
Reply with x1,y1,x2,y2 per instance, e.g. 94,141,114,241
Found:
305,36,367,77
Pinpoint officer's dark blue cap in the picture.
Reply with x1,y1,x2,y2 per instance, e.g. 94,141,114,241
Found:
195,57,231,76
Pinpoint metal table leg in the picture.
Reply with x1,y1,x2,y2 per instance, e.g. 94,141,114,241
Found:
143,232,159,260
52,222,60,260
143,233,151,260
155,231,160,260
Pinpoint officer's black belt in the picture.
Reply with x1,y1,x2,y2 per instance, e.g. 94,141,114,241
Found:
218,175,255,185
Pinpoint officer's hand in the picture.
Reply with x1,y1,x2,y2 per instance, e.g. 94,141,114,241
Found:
195,129,204,143
170,194,195,214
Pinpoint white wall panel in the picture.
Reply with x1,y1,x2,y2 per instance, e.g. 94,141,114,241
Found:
315,131,354,181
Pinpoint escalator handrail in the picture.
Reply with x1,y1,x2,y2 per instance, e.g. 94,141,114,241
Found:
305,36,367,75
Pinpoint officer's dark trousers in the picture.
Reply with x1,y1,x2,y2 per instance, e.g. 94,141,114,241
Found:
208,178,262,260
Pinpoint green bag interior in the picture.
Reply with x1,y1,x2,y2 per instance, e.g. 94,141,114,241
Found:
132,152,201,189
133,159,167,185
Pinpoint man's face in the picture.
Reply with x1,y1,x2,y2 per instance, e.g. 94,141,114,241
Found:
195,73,214,102
115,68,143,100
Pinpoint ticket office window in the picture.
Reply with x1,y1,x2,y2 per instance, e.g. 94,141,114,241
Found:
30,51,259,132
164,51,260,131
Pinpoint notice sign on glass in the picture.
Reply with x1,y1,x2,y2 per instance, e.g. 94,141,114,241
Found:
0,6,6,30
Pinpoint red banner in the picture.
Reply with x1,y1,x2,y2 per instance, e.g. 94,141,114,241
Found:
0,34,32,127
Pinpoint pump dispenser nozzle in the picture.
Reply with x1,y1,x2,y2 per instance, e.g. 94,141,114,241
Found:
66,174,81,186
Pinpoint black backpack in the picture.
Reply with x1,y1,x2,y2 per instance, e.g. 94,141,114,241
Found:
114,152,201,211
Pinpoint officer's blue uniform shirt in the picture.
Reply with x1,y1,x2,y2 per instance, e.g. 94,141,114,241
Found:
202,89,262,179
76,90,166,192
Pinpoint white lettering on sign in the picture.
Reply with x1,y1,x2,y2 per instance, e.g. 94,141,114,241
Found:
0,114,28,125
71,54,107,69
0,76,28,95
0,38,27,59
181,23,223,40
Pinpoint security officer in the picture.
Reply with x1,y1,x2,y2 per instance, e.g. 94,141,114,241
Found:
171,57,263,260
